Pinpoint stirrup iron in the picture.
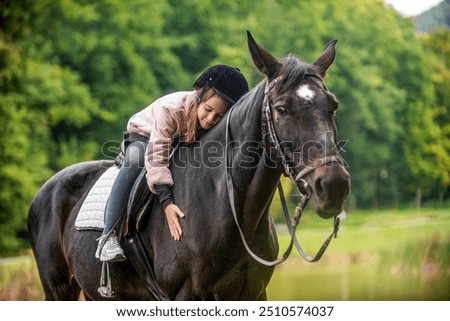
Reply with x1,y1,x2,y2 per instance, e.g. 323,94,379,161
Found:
98,262,114,298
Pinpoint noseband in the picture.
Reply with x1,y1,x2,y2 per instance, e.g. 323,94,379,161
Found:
225,75,343,266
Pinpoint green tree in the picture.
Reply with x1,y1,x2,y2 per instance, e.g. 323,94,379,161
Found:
2,0,449,255
0,0,104,253
31,0,191,144
0,1,51,252
417,29,450,205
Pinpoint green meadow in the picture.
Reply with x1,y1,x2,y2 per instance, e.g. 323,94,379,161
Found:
0,208,448,300
267,208,449,300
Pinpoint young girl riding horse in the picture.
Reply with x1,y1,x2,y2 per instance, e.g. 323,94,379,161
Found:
96,65,249,262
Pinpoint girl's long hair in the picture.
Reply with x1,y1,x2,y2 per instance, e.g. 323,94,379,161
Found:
184,87,231,144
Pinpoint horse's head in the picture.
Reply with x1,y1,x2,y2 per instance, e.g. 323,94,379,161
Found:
247,32,350,219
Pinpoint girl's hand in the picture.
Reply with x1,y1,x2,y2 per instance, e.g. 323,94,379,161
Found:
164,203,185,241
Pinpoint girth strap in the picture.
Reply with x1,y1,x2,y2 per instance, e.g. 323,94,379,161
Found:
124,234,170,300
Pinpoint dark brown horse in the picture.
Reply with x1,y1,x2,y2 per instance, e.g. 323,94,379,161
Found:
28,32,350,300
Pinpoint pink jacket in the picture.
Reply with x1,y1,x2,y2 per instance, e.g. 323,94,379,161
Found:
127,91,197,193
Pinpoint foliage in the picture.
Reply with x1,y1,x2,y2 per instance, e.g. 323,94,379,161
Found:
418,29,450,197
0,0,448,253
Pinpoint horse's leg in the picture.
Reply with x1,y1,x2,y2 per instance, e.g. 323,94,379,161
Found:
81,292,93,301
257,291,268,301
29,224,82,300
37,255,81,301
28,183,81,300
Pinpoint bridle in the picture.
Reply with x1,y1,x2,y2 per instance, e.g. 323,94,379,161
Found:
225,75,343,266
261,75,343,191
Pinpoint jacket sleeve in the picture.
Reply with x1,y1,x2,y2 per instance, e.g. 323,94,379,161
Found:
145,104,179,193
154,184,174,210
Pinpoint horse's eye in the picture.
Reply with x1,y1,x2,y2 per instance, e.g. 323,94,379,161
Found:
329,101,339,115
275,106,288,116
333,100,339,111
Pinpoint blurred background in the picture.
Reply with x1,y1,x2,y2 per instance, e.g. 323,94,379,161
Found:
0,0,448,300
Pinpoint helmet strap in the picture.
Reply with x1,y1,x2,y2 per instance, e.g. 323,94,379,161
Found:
196,86,209,104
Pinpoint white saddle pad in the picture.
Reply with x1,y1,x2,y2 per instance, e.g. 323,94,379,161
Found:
75,166,120,230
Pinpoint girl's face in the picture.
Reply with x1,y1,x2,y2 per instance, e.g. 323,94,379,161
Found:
197,95,229,130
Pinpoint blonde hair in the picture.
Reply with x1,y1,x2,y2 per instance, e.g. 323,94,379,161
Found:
184,87,231,144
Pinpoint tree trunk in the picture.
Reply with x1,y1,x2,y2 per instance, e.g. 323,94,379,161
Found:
415,187,422,209
438,189,444,207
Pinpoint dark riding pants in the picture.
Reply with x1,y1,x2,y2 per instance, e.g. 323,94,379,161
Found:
102,132,148,236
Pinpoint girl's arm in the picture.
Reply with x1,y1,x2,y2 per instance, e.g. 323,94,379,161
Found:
146,103,187,240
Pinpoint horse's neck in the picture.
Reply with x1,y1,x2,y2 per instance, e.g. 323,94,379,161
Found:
228,84,281,231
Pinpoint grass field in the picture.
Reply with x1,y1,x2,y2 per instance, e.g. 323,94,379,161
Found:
0,253,43,300
267,208,449,300
0,208,448,300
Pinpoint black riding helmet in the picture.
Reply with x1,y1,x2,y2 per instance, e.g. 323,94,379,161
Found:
193,64,249,104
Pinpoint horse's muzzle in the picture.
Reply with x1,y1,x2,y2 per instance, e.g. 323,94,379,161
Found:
309,161,351,218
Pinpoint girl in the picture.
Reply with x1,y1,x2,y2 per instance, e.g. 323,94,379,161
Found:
96,65,249,262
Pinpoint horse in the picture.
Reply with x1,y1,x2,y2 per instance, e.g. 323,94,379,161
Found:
27,32,350,300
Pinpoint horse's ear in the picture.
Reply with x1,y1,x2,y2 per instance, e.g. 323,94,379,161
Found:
247,31,281,79
312,39,337,77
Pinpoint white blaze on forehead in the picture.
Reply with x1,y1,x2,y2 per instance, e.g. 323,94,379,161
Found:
296,84,315,100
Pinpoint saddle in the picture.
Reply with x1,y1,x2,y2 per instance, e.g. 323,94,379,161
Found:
89,163,169,299
122,168,154,236
119,171,169,300
98,136,183,300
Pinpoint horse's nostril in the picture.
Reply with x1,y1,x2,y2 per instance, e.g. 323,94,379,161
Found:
314,171,351,202
314,176,327,199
